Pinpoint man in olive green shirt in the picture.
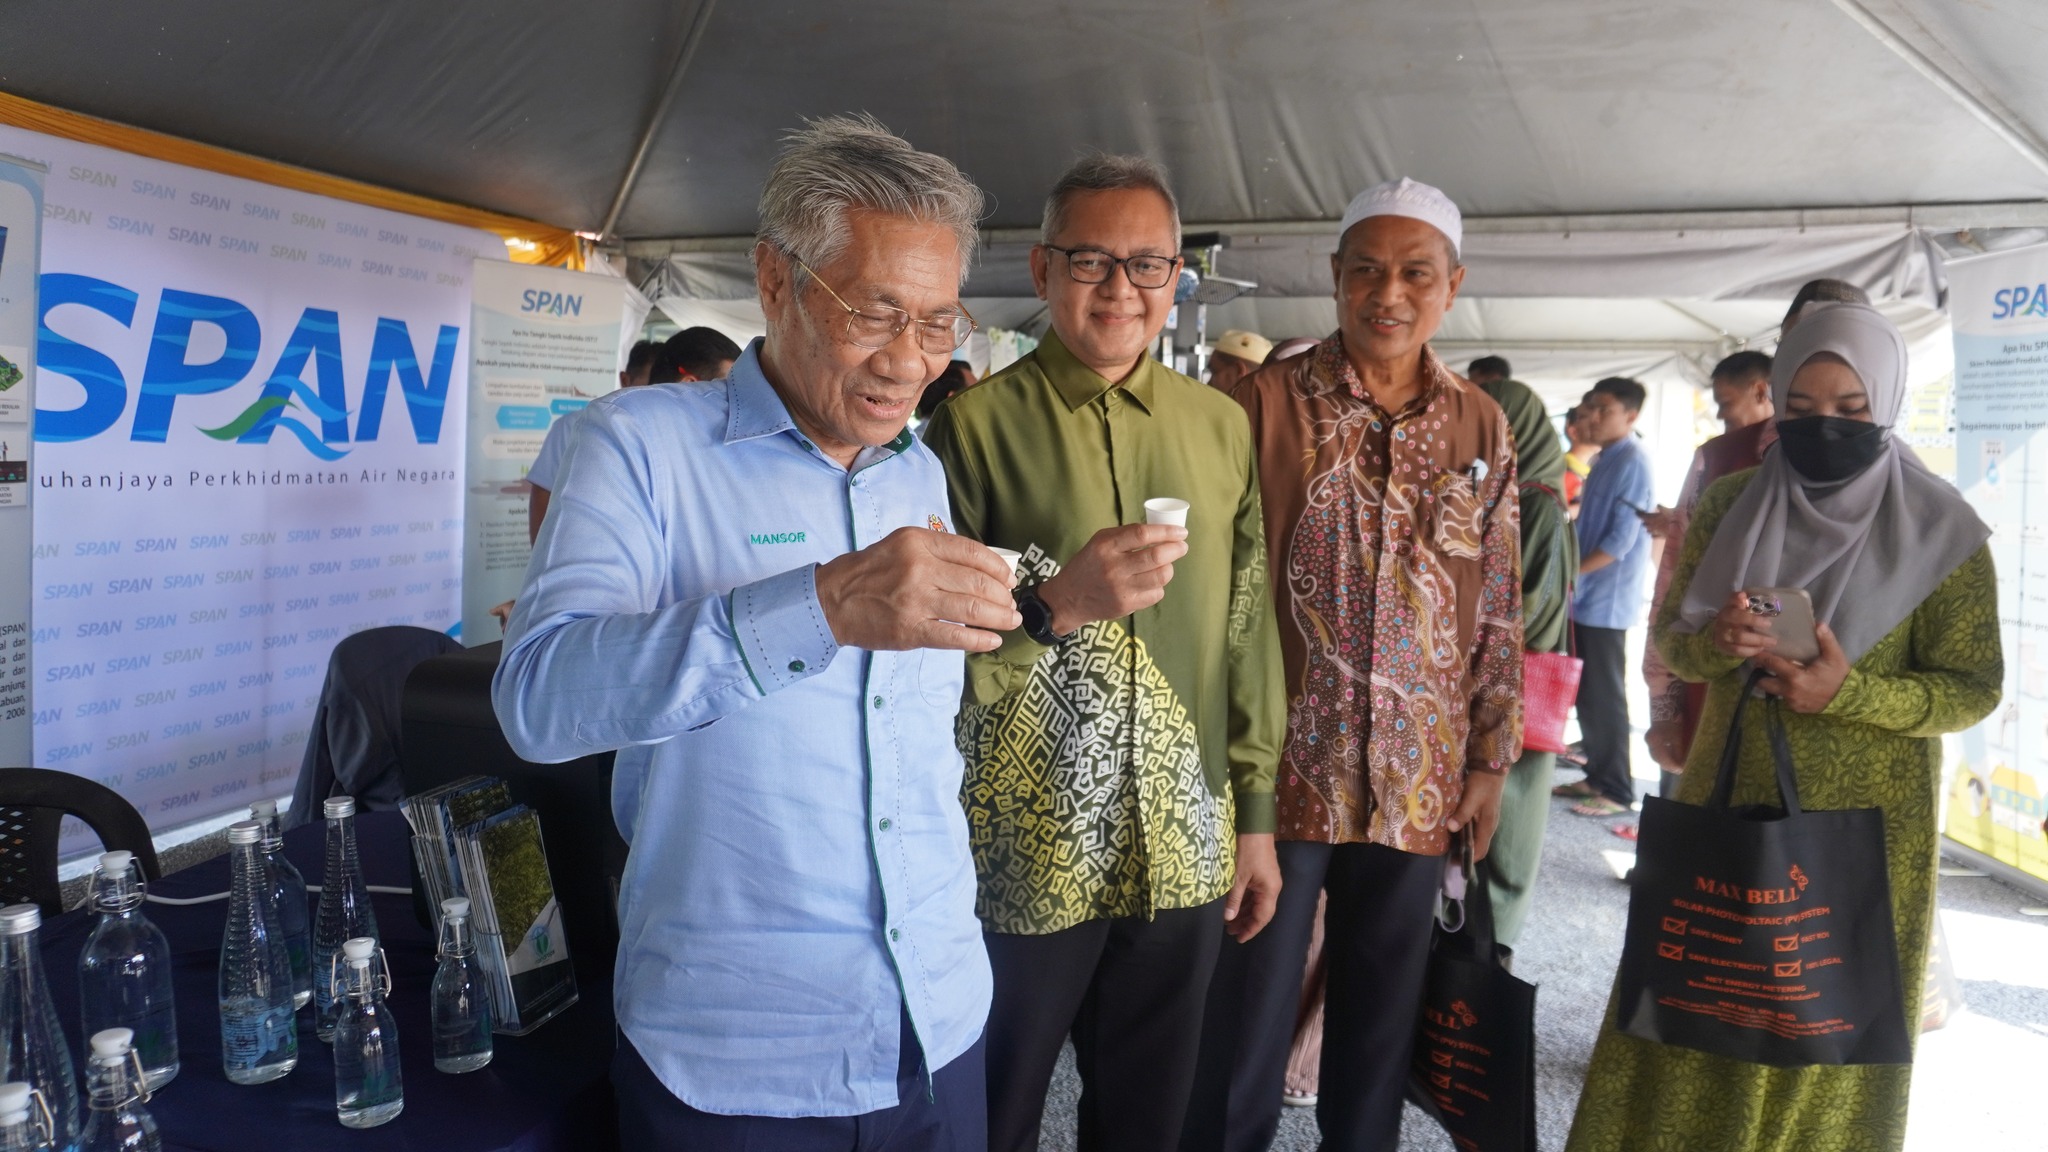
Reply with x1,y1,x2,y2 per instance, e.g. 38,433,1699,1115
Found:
923,154,1285,1152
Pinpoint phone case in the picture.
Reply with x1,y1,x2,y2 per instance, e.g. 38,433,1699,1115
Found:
1743,587,1820,664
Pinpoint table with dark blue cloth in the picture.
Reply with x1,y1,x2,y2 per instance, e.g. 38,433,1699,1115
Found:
39,809,619,1151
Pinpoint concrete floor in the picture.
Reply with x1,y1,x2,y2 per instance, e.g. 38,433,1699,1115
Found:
1034,770,2048,1151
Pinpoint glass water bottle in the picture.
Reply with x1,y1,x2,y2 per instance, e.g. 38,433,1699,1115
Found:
78,851,179,1091
249,800,312,1010
218,821,298,1085
313,797,379,1042
331,937,403,1129
0,906,79,1148
0,1082,54,1152
76,1028,160,1152
429,897,493,1073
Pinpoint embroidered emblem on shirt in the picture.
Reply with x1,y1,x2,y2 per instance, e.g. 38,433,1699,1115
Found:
929,514,948,533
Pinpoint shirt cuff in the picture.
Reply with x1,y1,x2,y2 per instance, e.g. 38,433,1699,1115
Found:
1234,790,1275,834
731,565,839,695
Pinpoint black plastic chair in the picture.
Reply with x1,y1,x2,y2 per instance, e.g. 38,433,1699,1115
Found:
0,767,163,918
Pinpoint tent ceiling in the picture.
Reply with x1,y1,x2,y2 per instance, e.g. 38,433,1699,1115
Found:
3,0,2046,240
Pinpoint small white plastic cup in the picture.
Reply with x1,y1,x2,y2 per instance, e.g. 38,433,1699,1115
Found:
1144,498,1190,528
988,547,1023,586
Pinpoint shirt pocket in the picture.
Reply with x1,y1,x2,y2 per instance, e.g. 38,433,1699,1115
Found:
919,648,966,710
1427,471,1485,562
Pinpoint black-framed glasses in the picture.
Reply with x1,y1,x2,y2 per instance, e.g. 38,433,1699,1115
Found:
792,255,977,355
1043,245,1182,290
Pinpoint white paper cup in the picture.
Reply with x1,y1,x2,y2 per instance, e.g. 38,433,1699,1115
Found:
988,547,1023,585
1144,498,1190,528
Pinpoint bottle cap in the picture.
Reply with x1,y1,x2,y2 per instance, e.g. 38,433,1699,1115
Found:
226,820,263,845
98,850,133,875
343,936,377,964
249,799,277,819
89,1028,133,1061
0,1082,28,1124
0,905,40,935
323,796,356,819
441,896,470,920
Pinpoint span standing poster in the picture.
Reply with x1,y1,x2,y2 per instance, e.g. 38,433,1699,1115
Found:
0,153,45,766
1945,243,2048,892
0,124,500,852
461,260,637,645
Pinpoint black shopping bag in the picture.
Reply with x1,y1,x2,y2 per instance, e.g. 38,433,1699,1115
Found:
1408,842,1538,1152
1616,677,1912,1066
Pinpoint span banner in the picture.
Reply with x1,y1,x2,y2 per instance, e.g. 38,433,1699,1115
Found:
0,152,44,766
461,260,636,645
0,124,499,852
1946,244,2048,892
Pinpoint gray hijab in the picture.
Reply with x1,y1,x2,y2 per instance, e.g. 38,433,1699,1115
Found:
1675,303,1988,664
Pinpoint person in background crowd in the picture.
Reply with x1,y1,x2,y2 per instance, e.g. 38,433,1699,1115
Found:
922,153,1286,1152
1466,353,1511,387
649,324,743,385
1184,177,1521,1152
1566,302,1999,1152
1552,377,1653,817
916,359,976,423
621,338,660,388
1638,351,1774,802
1264,336,1322,365
1562,404,1600,511
1208,329,1274,391
1475,372,1575,945
494,115,1015,1151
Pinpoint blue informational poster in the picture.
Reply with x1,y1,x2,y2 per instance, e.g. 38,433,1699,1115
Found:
0,151,44,767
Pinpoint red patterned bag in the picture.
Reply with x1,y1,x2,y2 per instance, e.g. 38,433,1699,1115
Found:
1520,647,1581,755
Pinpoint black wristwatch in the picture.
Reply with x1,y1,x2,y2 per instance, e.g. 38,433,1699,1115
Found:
1014,585,1072,646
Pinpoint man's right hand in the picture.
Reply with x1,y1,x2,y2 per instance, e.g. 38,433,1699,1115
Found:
814,527,1022,653
1036,523,1189,636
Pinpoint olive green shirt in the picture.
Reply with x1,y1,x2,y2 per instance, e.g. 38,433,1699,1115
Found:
922,331,1285,935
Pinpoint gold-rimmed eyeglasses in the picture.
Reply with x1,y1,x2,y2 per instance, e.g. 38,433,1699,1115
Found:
792,255,977,355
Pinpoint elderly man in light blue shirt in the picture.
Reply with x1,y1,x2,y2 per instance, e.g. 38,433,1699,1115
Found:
493,116,1019,1150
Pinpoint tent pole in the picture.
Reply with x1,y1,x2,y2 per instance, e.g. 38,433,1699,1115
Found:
599,0,721,241
1828,0,2048,179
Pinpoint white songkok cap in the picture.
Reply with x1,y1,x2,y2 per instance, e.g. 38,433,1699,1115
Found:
1338,177,1463,259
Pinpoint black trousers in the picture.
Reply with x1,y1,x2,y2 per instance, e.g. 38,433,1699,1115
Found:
984,899,1225,1152
612,1009,986,1152
1182,842,1442,1152
1574,622,1635,804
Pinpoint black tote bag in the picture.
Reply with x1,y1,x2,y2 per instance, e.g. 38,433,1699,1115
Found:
1616,676,1912,1066
1408,844,1538,1152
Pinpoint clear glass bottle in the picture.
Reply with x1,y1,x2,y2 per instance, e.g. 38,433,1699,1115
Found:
76,1028,160,1152
0,906,79,1149
249,800,312,1010
331,937,403,1129
77,852,179,1092
0,1082,55,1152
429,897,493,1073
217,821,298,1085
312,797,379,1043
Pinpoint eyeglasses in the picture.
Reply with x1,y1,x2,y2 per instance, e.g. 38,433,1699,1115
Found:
1044,245,1182,290
792,255,977,355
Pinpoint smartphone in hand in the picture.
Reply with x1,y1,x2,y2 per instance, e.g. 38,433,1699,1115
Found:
1741,587,1820,664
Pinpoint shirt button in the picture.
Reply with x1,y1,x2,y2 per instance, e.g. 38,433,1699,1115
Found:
787,659,806,674
889,928,901,942
879,818,892,831
872,695,884,709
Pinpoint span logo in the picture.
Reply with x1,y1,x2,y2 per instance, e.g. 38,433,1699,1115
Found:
1991,283,2048,321
36,274,459,461
520,290,581,318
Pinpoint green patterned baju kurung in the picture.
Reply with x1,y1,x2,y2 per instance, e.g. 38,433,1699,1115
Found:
1565,469,2001,1152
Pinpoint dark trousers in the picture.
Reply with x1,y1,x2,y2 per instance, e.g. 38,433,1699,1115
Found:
613,1010,987,1152
1182,842,1442,1152
984,898,1225,1152
1574,622,1635,804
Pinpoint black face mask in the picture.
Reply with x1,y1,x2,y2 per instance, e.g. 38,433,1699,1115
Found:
1777,415,1887,483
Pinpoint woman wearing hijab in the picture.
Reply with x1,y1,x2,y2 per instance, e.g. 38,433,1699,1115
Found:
1565,302,2001,1152
1477,375,1576,944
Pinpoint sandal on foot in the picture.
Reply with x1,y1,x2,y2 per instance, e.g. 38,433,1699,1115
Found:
1571,797,1631,817
1552,780,1601,800
1610,822,1641,842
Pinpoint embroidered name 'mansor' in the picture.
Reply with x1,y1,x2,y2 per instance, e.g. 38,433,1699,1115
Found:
749,531,807,545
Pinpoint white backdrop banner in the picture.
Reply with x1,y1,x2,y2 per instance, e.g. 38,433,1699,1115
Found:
0,124,500,851
461,260,631,645
0,153,44,767
1944,244,2048,892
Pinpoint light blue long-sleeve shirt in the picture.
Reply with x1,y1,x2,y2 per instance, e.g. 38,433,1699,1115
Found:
491,341,991,1117
1573,433,1657,629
